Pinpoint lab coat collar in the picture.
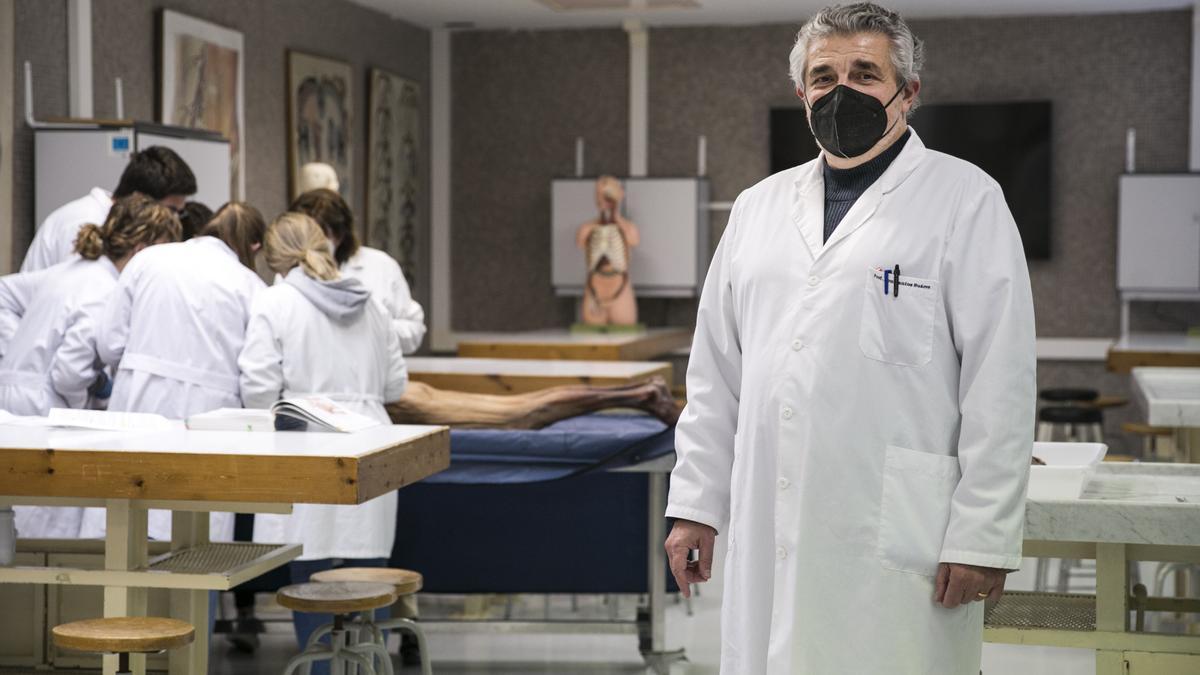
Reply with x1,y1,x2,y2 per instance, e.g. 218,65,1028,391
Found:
191,235,240,262
96,254,119,279
343,248,366,271
90,187,114,206
790,128,927,260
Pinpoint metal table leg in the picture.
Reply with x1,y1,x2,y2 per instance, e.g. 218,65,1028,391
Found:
1095,543,1129,675
169,511,210,675
104,499,148,675
641,472,686,674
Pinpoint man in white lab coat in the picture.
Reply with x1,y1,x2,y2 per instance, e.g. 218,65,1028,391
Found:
21,146,196,272
664,3,1036,673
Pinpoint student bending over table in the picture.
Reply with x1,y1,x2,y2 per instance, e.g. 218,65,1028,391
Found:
238,212,408,671
0,195,181,539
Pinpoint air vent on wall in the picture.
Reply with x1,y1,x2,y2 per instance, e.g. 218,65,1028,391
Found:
535,0,700,11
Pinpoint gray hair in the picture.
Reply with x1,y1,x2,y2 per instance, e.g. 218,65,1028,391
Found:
789,3,924,94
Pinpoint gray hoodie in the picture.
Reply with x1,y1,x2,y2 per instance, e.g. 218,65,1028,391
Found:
283,266,370,322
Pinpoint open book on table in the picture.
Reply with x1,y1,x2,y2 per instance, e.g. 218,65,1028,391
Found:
186,396,381,433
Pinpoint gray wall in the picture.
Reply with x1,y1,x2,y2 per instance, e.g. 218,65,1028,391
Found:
12,0,432,322
451,28,629,330
452,10,1198,337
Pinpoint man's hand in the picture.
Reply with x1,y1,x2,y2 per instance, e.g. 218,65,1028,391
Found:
934,562,1007,609
665,519,717,598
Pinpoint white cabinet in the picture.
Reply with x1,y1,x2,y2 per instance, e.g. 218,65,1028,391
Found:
1118,175,1200,292
34,122,231,228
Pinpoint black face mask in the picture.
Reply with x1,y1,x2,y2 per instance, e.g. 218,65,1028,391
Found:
806,84,904,159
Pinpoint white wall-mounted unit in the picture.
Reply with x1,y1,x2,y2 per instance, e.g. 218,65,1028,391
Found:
551,177,710,298
1117,174,1200,293
1116,174,1200,337
34,122,231,227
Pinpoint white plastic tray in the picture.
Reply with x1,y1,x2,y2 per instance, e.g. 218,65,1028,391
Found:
1028,442,1108,501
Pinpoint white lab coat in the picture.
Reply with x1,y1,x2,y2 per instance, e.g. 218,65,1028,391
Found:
78,236,265,541
666,131,1036,674
341,246,426,354
0,257,119,538
21,187,113,272
241,273,408,560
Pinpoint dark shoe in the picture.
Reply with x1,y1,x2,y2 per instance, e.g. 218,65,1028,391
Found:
226,617,264,654
400,632,422,667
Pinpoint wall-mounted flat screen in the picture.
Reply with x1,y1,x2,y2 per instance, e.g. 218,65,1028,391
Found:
770,100,1052,259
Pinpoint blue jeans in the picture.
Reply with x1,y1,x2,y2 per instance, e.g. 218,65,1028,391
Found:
289,557,390,675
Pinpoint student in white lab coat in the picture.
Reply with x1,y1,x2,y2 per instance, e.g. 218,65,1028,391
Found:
78,202,267,542
663,4,1036,673
21,146,196,272
290,188,427,353
0,195,181,538
239,212,406,664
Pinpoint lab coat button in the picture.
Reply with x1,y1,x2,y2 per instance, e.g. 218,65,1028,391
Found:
777,477,790,490
791,339,804,351
781,406,793,420
807,275,820,287
776,546,787,560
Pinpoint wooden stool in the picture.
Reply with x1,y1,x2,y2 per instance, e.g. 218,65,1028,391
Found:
1123,421,1176,461
277,581,398,675
52,617,194,674
310,568,432,675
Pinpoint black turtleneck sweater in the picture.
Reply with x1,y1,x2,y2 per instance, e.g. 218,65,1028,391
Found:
822,129,911,243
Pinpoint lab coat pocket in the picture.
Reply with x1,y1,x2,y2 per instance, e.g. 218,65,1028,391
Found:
877,445,961,577
858,268,938,367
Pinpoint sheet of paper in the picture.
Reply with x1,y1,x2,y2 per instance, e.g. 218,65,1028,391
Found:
46,408,181,432
0,410,51,427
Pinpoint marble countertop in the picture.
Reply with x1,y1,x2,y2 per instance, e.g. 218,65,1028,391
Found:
1026,463,1200,546
1132,367,1200,427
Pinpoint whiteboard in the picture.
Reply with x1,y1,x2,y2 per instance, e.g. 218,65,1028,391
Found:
1118,175,1200,292
551,177,709,297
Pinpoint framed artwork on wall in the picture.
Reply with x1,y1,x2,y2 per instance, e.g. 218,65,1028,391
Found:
159,9,245,199
287,51,354,202
366,68,421,287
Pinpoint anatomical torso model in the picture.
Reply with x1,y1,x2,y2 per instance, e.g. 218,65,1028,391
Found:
576,176,640,326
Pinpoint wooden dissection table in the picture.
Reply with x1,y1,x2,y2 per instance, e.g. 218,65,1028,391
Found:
406,356,672,394
0,424,449,675
1108,333,1200,372
455,328,691,362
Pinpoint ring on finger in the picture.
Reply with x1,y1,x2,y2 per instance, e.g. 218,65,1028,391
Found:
975,591,989,600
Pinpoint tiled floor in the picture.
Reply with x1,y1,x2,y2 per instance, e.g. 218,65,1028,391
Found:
205,550,1098,675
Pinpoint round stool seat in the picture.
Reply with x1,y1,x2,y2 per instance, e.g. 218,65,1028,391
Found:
1039,388,1099,403
1039,406,1103,425
311,567,424,596
277,581,397,615
52,617,194,654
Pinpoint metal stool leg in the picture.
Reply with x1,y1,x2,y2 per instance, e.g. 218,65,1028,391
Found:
377,617,432,675
340,649,377,675
284,646,334,675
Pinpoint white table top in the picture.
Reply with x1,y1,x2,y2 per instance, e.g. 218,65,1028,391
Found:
0,424,449,504
1112,332,1200,354
406,356,669,378
1026,463,1200,546
454,328,688,346
1132,367,1200,427
0,423,445,458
